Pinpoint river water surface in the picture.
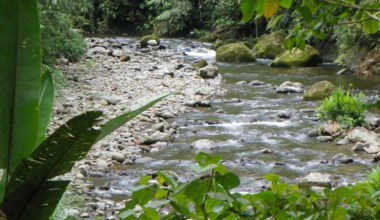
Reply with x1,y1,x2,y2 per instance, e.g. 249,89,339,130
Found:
92,38,380,197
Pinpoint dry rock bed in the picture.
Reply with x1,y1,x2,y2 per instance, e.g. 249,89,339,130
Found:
51,37,223,218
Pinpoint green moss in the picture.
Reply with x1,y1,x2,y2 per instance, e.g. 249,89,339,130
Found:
254,32,285,59
199,33,218,43
216,43,255,62
304,81,335,101
192,60,208,69
139,35,160,47
271,45,321,67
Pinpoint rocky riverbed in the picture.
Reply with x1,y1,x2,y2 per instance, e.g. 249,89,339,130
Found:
51,37,223,219
51,37,380,219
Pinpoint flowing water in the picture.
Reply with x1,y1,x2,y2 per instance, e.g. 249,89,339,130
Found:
91,39,380,197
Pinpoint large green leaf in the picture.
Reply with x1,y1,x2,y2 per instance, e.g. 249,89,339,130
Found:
0,111,103,219
240,0,260,22
0,0,42,175
36,69,54,145
96,93,171,142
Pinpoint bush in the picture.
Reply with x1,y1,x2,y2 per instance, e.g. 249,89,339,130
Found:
40,4,87,65
118,152,380,219
317,87,367,128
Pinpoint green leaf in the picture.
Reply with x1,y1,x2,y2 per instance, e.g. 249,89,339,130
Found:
0,111,103,219
195,152,221,167
240,0,260,22
215,172,240,190
18,181,70,220
132,185,157,206
279,0,293,9
157,171,178,188
363,15,379,34
297,5,312,23
96,93,170,142
264,0,280,19
37,69,54,145
0,0,42,176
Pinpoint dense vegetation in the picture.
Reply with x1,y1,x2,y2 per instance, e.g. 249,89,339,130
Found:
119,152,380,219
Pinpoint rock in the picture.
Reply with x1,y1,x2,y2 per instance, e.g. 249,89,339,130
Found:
271,45,321,67
307,129,319,137
138,135,158,145
88,46,108,55
80,213,90,218
332,153,354,164
185,100,211,108
336,68,354,75
304,81,335,101
111,152,125,163
299,173,331,188
248,80,265,86
191,139,216,150
254,32,285,59
347,127,379,145
216,43,255,62
336,137,350,145
317,136,333,142
236,81,247,85
319,122,341,136
192,60,208,69
260,148,273,154
197,66,219,79
135,157,154,163
277,111,292,119
104,96,121,105
352,142,367,151
276,81,304,93
364,144,380,154
57,57,69,65
96,159,109,170
111,49,123,57
373,153,380,162
151,122,166,132
147,39,158,46
140,35,160,47
99,99,109,106
119,54,131,62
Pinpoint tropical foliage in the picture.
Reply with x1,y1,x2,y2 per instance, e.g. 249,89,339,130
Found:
317,87,367,128
119,152,380,219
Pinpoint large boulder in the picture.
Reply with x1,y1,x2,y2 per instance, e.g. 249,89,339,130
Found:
139,35,160,47
254,32,285,59
271,45,321,67
304,81,335,101
347,127,379,145
216,43,255,62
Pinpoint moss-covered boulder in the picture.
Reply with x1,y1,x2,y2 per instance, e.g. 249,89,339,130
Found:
271,45,321,67
192,60,208,69
140,35,160,47
216,43,255,62
304,81,335,101
254,32,285,59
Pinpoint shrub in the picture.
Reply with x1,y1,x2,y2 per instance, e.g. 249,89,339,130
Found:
119,152,380,219
317,87,367,128
40,5,87,65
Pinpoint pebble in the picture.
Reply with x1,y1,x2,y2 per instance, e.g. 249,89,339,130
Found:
111,152,125,163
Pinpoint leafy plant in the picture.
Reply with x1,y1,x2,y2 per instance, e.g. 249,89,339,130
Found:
317,87,367,128
0,0,168,219
119,152,380,219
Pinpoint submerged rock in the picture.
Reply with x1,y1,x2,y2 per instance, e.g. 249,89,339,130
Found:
271,45,321,67
276,81,304,93
248,80,265,86
216,43,255,62
304,81,335,101
254,32,285,59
